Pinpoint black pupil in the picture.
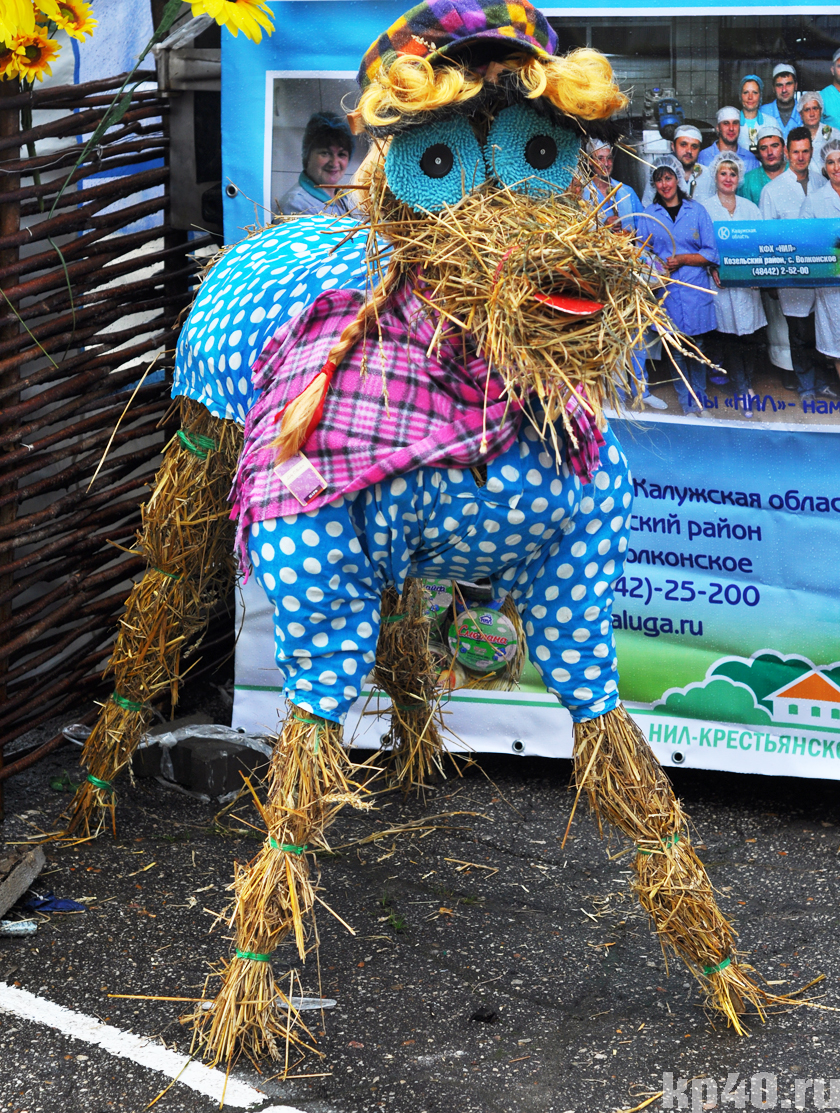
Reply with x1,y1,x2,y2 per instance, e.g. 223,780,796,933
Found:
525,134,557,170
420,144,454,178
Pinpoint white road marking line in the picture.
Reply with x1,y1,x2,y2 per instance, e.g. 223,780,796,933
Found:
0,982,306,1111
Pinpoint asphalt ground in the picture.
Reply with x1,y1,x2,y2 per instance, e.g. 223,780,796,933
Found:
1,714,840,1113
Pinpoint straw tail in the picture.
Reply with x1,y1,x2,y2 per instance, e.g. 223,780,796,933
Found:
193,705,372,1067
62,398,241,839
572,703,803,1032
374,578,446,789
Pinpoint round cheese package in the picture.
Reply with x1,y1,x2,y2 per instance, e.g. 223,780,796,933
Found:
447,607,518,673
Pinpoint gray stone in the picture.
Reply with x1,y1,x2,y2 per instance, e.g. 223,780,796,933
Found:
0,846,46,918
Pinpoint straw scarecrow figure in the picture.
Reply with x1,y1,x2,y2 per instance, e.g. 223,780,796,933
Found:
66,0,799,1065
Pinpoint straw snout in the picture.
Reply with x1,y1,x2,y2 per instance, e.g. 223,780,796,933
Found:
496,242,609,309
375,180,664,433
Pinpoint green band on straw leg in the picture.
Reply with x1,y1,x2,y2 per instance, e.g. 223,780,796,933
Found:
702,957,732,976
150,566,183,581
637,833,681,855
111,692,145,713
290,712,324,752
177,429,217,458
269,837,308,855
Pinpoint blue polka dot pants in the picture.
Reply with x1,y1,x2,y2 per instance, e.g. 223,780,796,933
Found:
247,425,632,725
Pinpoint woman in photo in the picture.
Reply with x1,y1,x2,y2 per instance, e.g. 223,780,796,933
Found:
701,153,767,416
277,113,356,217
800,140,840,386
739,74,767,153
798,91,840,165
637,156,719,416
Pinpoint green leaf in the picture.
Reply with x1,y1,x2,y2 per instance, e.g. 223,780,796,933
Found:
49,771,82,792
155,0,189,43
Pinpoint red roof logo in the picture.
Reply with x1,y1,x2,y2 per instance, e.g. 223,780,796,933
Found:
769,671,840,704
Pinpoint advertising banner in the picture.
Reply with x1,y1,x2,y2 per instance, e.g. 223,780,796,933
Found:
717,218,840,286
613,415,840,780
223,2,840,778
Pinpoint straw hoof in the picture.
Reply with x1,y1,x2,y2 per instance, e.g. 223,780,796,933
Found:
189,960,321,1069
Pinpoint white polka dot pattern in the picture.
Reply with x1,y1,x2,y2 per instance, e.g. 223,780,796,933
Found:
246,423,631,725
172,216,372,424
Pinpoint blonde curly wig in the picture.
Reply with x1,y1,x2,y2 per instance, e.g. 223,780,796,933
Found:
356,49,627,131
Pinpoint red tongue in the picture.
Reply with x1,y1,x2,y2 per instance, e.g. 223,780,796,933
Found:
533,291,605,316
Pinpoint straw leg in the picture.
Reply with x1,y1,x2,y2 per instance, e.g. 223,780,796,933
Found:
193,702,370,1067
63,398,241,838
573,703,800,1033
374,579,446,790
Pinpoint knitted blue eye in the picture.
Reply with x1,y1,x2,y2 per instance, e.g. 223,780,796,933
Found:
384,117,485,212
486,104,580,196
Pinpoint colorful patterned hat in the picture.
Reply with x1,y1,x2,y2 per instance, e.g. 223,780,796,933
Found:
357,0,558,91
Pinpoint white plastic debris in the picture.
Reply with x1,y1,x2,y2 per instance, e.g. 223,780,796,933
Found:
137,723,272,784
0,920,37,936
139,723,272,755
62,724,91,745
199,996,336,1012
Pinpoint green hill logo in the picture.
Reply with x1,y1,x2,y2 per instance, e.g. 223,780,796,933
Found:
651,651,840,728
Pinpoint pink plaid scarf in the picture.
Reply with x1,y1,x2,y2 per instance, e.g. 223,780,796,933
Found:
230,281,603,572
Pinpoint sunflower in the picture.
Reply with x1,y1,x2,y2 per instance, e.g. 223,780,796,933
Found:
36,0,97,40
190,0,274,43
0,42,20,79
12,28,60,82
0,0,36,45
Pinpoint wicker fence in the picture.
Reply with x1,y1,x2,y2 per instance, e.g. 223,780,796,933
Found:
0,74,217,802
